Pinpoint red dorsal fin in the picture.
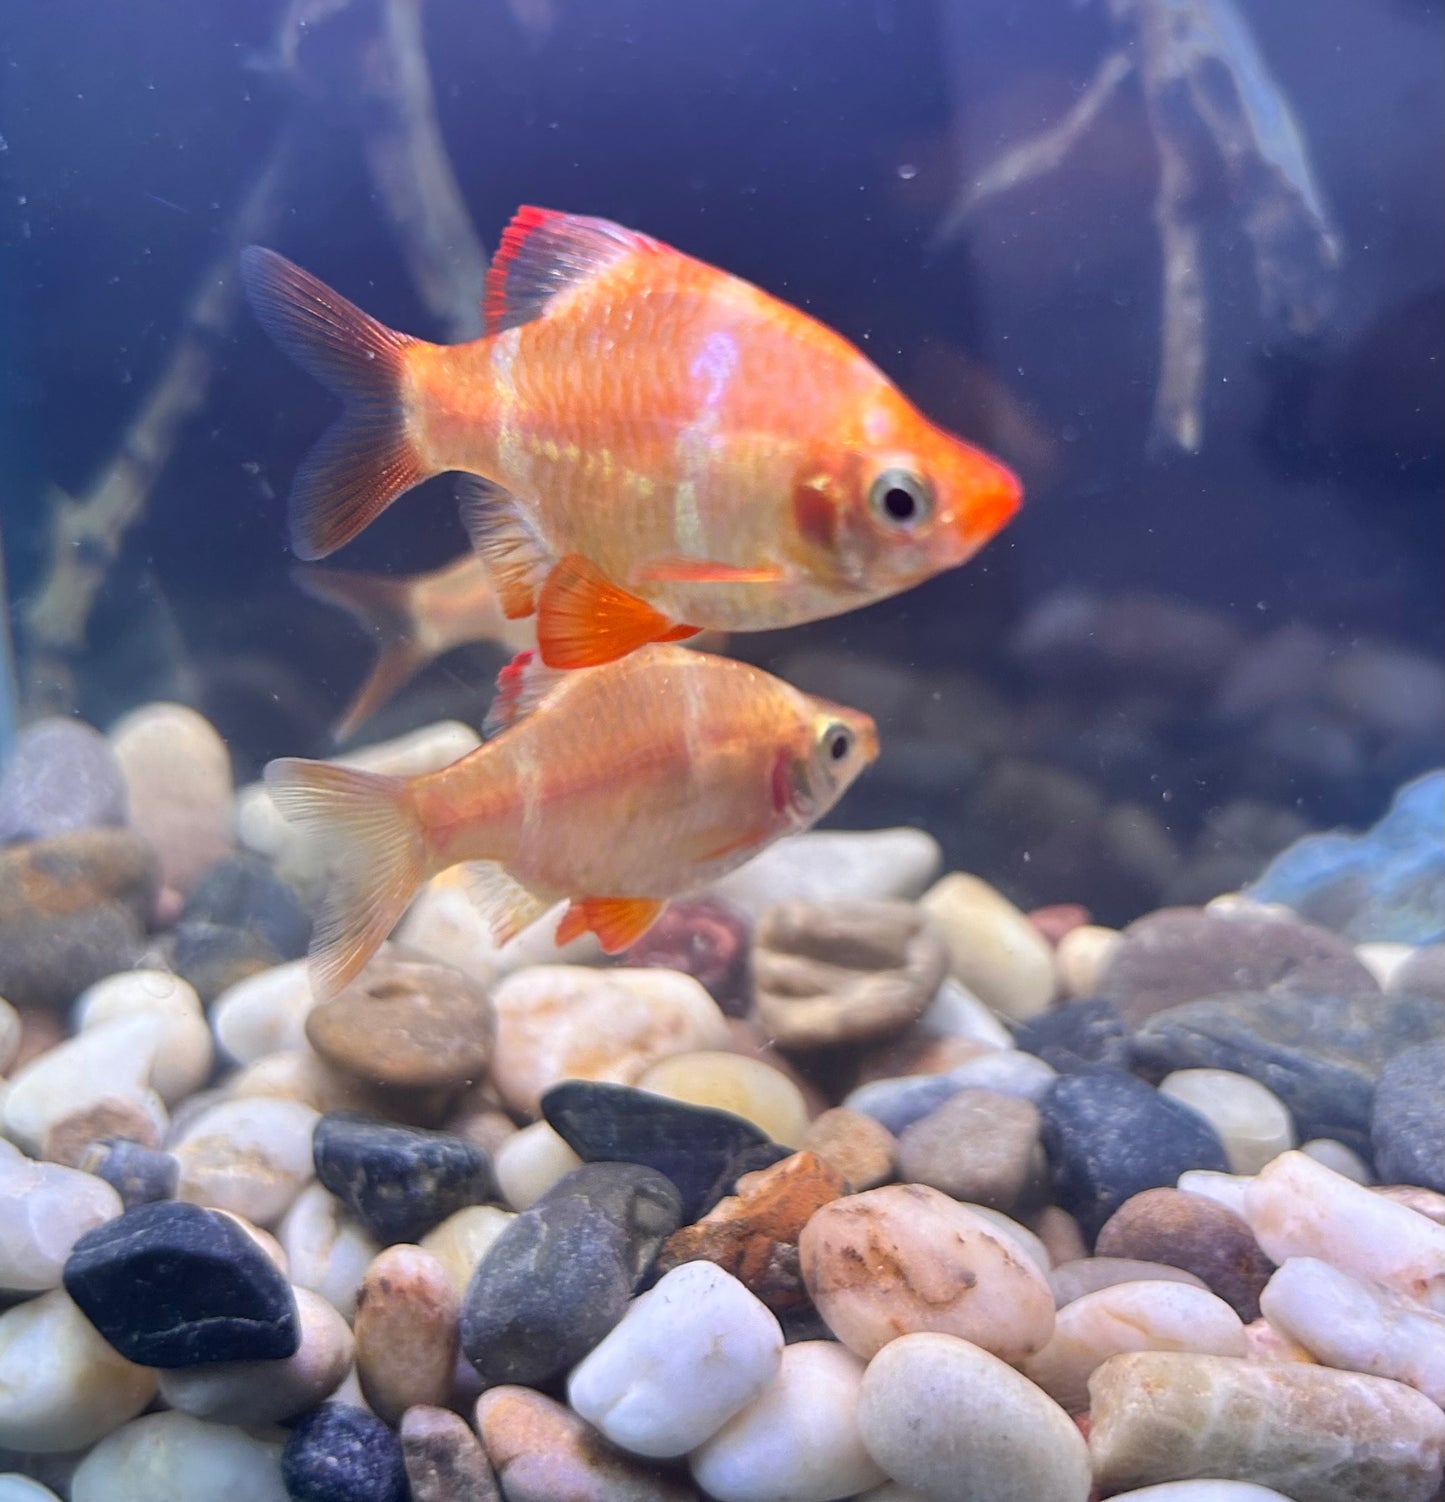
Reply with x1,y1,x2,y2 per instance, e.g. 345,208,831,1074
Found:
483,649,570,738
457,475,553,618
536,554,694,668
484,207,659,335
555,896,666,953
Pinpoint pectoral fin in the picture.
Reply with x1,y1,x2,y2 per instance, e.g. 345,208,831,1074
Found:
554,895,666,952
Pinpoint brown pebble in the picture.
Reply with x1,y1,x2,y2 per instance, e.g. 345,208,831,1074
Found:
1029,1205,1089,1267
801,1107,896,1193
445,1108,520,1158
897,1088,1043,1212
1094,1187,1275,1321
306,954,493,1089
852,1030,994,1085
10,1005,67,1073
354,1245,461,1423
42,1097,163,1168
476,1385,695,1502
752,900,947,1049
656,1150,844,1311
401,1404,501,1502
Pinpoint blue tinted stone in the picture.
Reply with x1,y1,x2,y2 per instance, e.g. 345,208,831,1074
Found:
0,717,127,843
80,1137,179,1208
180,853,311,960
1014,997,1130,1073
282,1403,408,1502
1372,1038,1445,1191
62,1200,299,1367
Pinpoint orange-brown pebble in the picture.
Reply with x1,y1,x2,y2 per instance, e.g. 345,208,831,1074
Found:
353,1245,461,1423
42,1098,164,1168
801,1107,896,1193
1028,904,1091,945
656,1150,844,1311
1030,1205,1090,1266
11,1006,66,1074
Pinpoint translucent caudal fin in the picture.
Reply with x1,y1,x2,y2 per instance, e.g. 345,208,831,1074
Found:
264,758,428,998
240,246,434,560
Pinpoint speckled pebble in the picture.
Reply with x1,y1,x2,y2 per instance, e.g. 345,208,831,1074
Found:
70,1411,288,1502
638,1050,811,1147
489,965,729,1117
0,1145,122,1291
172,1095,318,1227
920,872,1058,1020
690,1340,885,1502
354,1244,460,1423
401,1405,501,1502
156,1285,352,1424
281,1402,408,1502
277,1180,381,1321
857,1332,1091,1502
0,1287,157,1451
800,1182,1054,1361
897,1088,1042,1211
801,1107,896,1193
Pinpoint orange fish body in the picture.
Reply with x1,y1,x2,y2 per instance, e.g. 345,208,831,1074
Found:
243,207,1021,668
296,553,535,741
266,644,877,998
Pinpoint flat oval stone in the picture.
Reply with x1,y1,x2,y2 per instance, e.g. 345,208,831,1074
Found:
157,1285,352,1424
401,1405,501,1502
1088,1351,1445,1501
460,1161,682,1387
211,961,317,1065
305,954,493,1089
1372,1039,1445,1191
475,1385,697,1502
1038,1072,1229,1242
752,900,946,1048
70,1411,287,1502
281,1402,408,1502
542,1080,771,1220
173,1096,318,1227
799,1183,1054,1362
62,1199,299,1366
0,1288,156,1451
857,1331,1091,1502
690,1341,886,1502
1158,1069,1295,1176
1098,907,1378,1027
354,1244,460,1423
0,1148,122,1292
1095,1188,1276,1322
489,965,729,1117
920,873,1058,1020
1022,1280,1248,1412
569,1261,783,1457
897,1088,1042,1211
494,1120,585,1210
637,1051,811,1147
312,1112,494,1244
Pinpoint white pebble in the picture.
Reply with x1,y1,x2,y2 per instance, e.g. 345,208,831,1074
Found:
690,1340,885,1502
1022,1281,1248,1413
1054,924,1122,997
493,1121,584,1210
70,1411,287,1502
1158,1070,1294,1176
916,977,1015,1050
1176,1169,1252,1220
421,1204,516,1298
173,1096,318,1227
1244,1150,1445,1311
961,1203,1053,1273
710,827,941,914
1260,1257,1445,1405
0,1289,156,1452
1300,1137,1372,1184
74,970,213,1104
0,999,21,1076
1104,1487,1300,1501
278,1180,380,1321
920,873,1057,1020
568,1261,783,1458
1354,941,1416,989
211,961,316,1065
0,1477,64,1502
0,1150,121,1291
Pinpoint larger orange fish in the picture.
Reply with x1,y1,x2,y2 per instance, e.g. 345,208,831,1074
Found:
266,643,877,998
241,207,1021,669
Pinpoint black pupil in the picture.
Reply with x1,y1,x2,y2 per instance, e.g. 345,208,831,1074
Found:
828,730,850,760
882,485,917,521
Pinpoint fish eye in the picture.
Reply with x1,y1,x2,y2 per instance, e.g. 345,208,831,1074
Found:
822,722,853,763
868,467,933,529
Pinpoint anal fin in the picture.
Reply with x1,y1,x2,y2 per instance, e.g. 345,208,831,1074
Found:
457,474,553,619
462,861,552,946
537,554,696,668
555,895,666,953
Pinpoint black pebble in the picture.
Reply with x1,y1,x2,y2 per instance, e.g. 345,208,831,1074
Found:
79,1137,179,1208
1013,997,1131,1074
1372,1038,1445,1191
459,1161,682,1387
1038,1070,1230,1243
62,1200,299,1367
313,1112,494,1244
542,1079,772,1218
181,853,312,960
170,920,283,1003
281,1402,408,1502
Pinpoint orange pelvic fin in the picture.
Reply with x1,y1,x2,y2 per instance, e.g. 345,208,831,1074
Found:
263,759,427,999
457,475,553,619
241,246,432,560
633,557,787,585
483,649,570,739
555,895,666,953
536,554,696,668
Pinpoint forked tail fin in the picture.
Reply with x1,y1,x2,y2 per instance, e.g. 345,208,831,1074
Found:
240,246,434,560
264,758,429,998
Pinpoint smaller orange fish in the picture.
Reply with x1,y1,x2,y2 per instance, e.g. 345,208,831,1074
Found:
266,644,877,998
296,554,535,741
